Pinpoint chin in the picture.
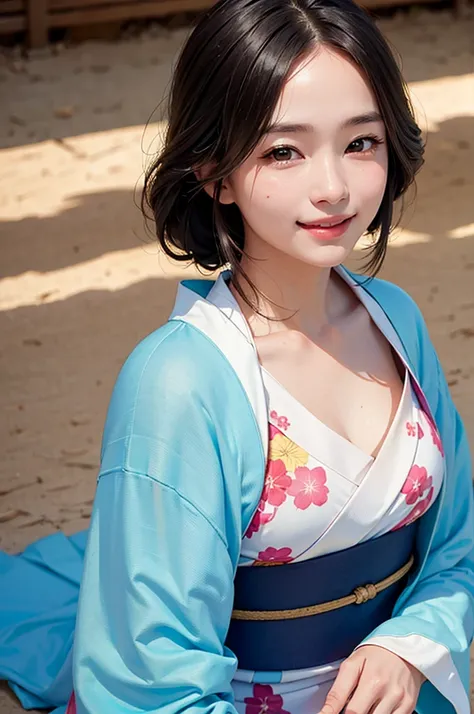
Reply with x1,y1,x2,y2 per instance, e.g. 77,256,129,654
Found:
290,243,353,269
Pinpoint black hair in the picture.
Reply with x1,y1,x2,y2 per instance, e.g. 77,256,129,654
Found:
142,0,424,307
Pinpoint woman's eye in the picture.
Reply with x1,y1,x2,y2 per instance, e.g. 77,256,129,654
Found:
346,136,381,154
267,146,300,163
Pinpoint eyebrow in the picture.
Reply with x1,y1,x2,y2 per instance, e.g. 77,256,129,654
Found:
265,111,383,135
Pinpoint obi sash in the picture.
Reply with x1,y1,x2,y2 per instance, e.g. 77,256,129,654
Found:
225,520,418,671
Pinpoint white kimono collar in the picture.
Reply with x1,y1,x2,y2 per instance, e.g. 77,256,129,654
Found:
169,266,433,454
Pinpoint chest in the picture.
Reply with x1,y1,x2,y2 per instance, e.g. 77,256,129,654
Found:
255,320,403,459
240,364,444,566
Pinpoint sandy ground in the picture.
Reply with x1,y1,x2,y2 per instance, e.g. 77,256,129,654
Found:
0,7,473,712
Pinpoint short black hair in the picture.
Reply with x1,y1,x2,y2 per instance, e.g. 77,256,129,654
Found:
142,0,424,305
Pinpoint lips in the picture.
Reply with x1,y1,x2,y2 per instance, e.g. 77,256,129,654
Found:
296,215,355,241
297,215,354,229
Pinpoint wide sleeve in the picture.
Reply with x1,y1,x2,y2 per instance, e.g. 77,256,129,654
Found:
72,322,258,714
358,307,474,714
73,470,239,714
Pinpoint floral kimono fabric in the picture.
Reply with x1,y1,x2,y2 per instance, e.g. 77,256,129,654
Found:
223,296,445,713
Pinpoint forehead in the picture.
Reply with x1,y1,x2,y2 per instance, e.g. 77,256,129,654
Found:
272,46,379,126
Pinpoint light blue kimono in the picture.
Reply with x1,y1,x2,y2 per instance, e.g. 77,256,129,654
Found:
0,268,473,714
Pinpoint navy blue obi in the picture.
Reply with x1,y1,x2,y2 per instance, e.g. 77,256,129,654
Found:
225,521,418,671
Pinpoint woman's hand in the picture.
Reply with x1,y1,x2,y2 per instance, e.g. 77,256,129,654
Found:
319,644,426,714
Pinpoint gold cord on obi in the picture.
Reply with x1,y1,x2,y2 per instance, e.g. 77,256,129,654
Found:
232,554,414,621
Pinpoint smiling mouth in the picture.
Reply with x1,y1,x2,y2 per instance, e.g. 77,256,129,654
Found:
297,215,354,229
296,215,356,240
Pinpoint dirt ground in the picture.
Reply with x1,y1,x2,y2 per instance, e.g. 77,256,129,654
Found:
0,7,473,712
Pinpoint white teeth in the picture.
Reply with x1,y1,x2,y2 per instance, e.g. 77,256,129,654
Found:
300,217,350,228
316,218,344,227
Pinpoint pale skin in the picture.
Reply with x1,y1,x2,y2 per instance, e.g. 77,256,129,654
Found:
200,45,425,714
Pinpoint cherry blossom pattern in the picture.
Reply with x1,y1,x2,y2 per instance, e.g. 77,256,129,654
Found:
270,409,291,431
262,459,292,507
406,421,424,439
269,423,280,441
270,433,309,472
245,498,276,539
393,486,435,531
244,457,293,539
426,413,444,456
287,466,329,510
401,465,433,505
255,546,293,565
413,384,444,455
244,684,291,714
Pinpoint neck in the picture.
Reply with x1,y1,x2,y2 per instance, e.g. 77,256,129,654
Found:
232,239,340,339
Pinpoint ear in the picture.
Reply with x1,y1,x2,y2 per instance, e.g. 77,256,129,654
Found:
194,165,235,205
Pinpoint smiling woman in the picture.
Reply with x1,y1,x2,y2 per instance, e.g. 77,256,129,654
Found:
201,48,389,275
1,2,473,714
143,0,424,305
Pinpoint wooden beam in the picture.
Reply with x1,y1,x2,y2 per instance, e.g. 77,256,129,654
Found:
48,0,213,27
49,0,127,8
3,0,461,45
0,13,25,33
0,1,24,12
26,0,48,47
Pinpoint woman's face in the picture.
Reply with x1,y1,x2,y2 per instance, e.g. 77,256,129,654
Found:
221,46,389,268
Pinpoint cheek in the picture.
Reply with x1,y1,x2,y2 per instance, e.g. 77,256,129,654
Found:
353,159,388,205
237,171,296,221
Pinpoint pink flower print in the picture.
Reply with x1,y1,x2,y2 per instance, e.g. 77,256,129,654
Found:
270,410,291,431
269,423,280,441
401,465,431,505
245,499,275,539
418,485,434,515
427,415,444,456
407,421,425,439
262,459,292,507
287,466,329,510
245,684,290,714
393,486,435,531
256,546,293,564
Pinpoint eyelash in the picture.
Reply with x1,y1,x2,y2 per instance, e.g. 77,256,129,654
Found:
347,135,384,154
262,135,384,166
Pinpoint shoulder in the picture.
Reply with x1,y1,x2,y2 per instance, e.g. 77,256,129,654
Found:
99,317,265,544
101,318,261,471
114,318,238,404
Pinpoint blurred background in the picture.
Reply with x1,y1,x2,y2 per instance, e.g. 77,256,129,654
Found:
0,0,473,711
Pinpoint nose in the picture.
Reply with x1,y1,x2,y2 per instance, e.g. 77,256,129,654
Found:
308,153,349,206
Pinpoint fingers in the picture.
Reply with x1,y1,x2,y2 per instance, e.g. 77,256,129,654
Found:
319,658,363,714
369,698,415,714
319,647,420,714
344,686,414,714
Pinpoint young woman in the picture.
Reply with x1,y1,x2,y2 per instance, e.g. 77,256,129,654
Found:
1,1,473,713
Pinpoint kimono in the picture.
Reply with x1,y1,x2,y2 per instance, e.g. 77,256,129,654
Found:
0,266,473,714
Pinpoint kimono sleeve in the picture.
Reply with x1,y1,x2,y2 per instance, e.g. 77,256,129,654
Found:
359,300,474,714
72,323,249,714
73,470,239,714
